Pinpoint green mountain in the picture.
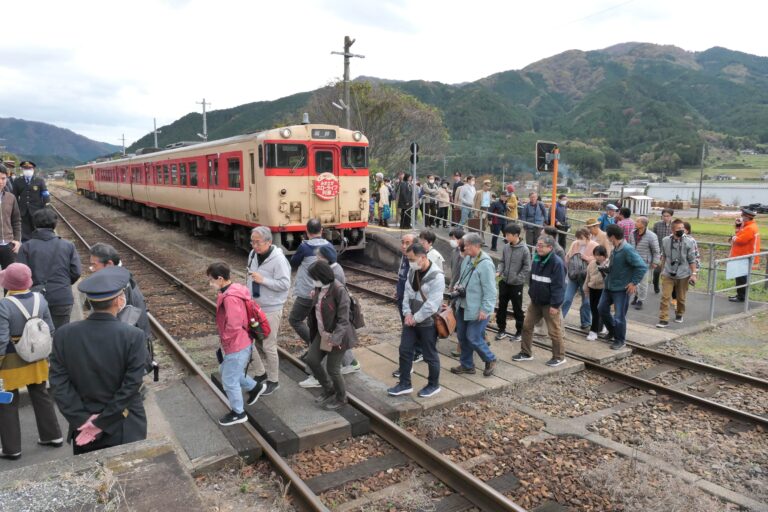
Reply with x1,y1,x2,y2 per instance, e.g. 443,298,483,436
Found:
126,43,768,174
0,117,121,168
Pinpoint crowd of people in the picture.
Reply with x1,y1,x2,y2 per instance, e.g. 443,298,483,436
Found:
0,159,761,461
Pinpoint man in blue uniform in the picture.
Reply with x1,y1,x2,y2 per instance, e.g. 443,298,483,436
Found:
49,267,148,455
13,161,50,241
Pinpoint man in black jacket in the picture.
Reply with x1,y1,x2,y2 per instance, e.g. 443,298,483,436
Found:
12,161,50,241
49,267,148,454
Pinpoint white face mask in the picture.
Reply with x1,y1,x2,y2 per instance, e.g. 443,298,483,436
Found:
428,179,434,184
312,279,324,288
560,200,568,206
449,240,459,249
408,259,421,271
23,170,34,179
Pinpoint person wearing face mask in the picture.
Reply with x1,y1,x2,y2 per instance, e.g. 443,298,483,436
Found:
12,161,50,242
487,191,509,252
656,219,698,328
388,243,445,398
728,208,760,303
206,262,267,426
422,175,439,228
16,208,82,329
0,263,61,460
547,194,569,250
49,266,147,454
447,228,466,291
304,261,358,410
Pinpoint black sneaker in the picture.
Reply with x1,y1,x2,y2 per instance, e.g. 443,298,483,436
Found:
0,450,21,460
510,333,522,342
261,381,279,396
631,296,638,306
450,348,461,357
656,320,669,328
729,297,745,303
598,331,613,340
37,438,64,448
610,341,626,350
494,331,508,341
450,365,476,375
580,324,591,331
219,410,247,426
634,300,643,310
324,397,348,410
511,352,533,362
483,360,496,377
314,389,335,404
413,354,424,364
545,358,566,367
674,315,684,323
253,373,268,387
247,381,266,405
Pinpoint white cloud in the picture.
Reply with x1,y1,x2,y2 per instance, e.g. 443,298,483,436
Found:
0,0,766,146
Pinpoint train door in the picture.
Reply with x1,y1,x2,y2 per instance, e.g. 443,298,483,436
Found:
309,145,340,224
248,148,259,222
206,155,219,218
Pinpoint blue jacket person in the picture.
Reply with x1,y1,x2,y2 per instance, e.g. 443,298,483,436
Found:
12,161,50,241
49,267,148,454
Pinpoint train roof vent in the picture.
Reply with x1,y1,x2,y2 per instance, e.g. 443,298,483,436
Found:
135,147,162,155
165,141,202,149
302,113,310,125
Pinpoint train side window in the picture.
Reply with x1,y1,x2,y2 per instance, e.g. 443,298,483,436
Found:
180,163,188,186
163,165,169,184
315,151,333,174
189,162,198,187
258,145,263,168
156,166,162,185
227,158,241,188
342,146,368,169
171,164,178,185
249,153,255,184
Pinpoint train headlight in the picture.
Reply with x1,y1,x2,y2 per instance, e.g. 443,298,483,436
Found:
279,188,287,196
360,187,366,194
280,128,292,139
352,131,363,142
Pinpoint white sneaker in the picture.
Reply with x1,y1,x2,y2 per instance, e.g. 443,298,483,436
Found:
586,331,598,341
599,326,609,335
299,376,321,388
340,361,362,375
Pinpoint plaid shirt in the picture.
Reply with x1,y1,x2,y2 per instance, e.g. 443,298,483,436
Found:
617,218,635,241
653,220,673,241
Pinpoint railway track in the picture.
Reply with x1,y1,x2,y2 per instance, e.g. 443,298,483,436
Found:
50,192,527,512
340,262,768,427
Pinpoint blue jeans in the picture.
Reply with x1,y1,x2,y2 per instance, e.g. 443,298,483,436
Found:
561,278,591,327
460,206,471,226
398,324,440,387
456,308,495,369
598,289,629,343
220,344,257,414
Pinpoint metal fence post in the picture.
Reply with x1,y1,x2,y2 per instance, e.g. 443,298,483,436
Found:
745,254,753,314
707,244,716,323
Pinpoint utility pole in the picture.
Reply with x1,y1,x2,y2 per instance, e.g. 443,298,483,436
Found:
119,134,126,156
153,118,162,149
196,98,211,142
696,143,706,219
331,36,365,129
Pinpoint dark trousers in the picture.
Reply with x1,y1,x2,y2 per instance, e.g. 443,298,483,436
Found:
588,287,604,333
598,289,629,343
653,266,662,293
735,275,748,300
21,213,35,242
437,207,449,227
398,324,439,387
49,304,73,330
525,228,539,247
0,383,62,455
397,299,422,358
557,228,568,252
497,282,524,335
400,208,412,229
305,336,346,401
0,244,16,270
490,222,505,251
451,206,461,226
425,202,437,227
288,296,314,345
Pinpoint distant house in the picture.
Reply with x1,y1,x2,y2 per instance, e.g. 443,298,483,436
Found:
762,174,768,181
592,191,610,198
715,174,737,181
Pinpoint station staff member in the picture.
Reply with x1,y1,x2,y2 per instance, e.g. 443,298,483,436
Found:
49,267,148,455
13,161,50,242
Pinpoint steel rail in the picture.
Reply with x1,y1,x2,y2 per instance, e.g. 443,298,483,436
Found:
53,193,528,512
342,263,768,391
342,262,768,427
51,194,331,512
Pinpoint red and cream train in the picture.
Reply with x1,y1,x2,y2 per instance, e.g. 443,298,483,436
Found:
74,122,370,253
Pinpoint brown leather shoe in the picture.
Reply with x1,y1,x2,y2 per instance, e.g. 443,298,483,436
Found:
450,365,476,375
483,360,497,377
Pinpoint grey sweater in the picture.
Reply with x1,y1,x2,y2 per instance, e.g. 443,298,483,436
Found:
497,240,531,286
629,229,661,267
402,263,446,325
247,246,292,313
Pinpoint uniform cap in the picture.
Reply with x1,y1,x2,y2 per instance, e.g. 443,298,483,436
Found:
606,204,618,211
78,266,131,301
19,161,36,169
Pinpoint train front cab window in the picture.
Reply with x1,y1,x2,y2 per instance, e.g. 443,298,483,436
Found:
315,151,334,174
265,143,306,171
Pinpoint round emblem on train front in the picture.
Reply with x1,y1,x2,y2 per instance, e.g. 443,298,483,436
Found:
313,173,340,200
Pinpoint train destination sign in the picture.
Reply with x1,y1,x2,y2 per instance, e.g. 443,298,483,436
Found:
311,129,337,140
314,172,340,200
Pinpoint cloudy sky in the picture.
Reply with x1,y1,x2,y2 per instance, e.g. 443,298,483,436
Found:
1,0,765,146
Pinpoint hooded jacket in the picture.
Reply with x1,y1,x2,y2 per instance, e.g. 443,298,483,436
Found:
456,251,497,320
290,237,332,299
215,283,253,355
528,251,566,308
247,246,291,312
497,240,531,286
402,261,445,326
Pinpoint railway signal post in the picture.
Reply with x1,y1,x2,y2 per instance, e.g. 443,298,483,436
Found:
331,36,365,129
536,140,559,227
410,142,419,227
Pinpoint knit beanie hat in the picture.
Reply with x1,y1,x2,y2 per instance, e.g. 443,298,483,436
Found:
0,263,33,291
